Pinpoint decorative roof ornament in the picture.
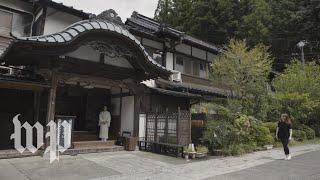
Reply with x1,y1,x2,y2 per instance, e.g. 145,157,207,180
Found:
90,9,124,27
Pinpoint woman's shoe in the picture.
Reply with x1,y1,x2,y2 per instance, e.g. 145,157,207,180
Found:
287,154,292,160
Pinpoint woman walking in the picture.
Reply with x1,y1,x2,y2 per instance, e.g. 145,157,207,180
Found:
276,113,293,160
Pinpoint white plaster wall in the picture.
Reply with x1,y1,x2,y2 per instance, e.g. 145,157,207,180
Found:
0,0,32,12
66,46,133,68
142,38,163,50
104,56,133,69
176,44,191,55
166,52,174,70
66,46,100,62
44,7,82,35
121,96,134,134
200,70,207,78
207,52,216,62
192,47,207,60
139,114,146,140
141,79,156,88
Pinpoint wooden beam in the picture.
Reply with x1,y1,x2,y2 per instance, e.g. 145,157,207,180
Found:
119,88,122,135
57,72,128,89
133,94,142,137
45,69,58,147
0,80,49,91
33,91,41,123
111,92,132,98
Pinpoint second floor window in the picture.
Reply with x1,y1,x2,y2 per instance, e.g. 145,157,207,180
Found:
0,10,13,36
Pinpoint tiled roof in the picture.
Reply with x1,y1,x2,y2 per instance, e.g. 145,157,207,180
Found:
156,79,234,98
13,19,172,74
126,12,221,53
148,87,202,99
45,0,91,18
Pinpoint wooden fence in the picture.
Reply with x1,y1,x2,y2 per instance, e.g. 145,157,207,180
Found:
145,108,191,146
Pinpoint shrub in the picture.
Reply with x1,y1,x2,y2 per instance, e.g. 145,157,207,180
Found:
254,126,275,146
201,121,236,151
222,143,257,156
263,122,277,135
292,130,307,141
296,124,316,140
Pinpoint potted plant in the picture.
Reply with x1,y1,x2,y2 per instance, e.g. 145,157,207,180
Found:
195,145,208,158
184,144,197,159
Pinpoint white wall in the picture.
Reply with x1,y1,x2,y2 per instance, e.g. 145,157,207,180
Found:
66,45,134,68
139,114,146,140
120,96,134,134
207,52,216,62
104,56,133,69
142,38,163,50
44,7,82,35
176,44,191,55
0,0,32,12
192,47,207,60
66,46,100,62
166,52,174,70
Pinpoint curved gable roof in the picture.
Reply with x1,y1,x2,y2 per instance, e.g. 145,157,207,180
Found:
2,19,172,79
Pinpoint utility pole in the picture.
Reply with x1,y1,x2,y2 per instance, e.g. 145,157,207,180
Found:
297,40,307,65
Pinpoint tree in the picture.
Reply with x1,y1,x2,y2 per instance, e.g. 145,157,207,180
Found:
211,39,273,119
273,61,320,126
154,0,320,67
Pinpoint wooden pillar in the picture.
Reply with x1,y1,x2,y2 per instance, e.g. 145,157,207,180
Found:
189,110,192,144
119,88,122,136
155,110,158,142
133,94,141,137
177,107,180,145
45,70,58,147
33,91,41,124
165,108,169,143
145,112,148,141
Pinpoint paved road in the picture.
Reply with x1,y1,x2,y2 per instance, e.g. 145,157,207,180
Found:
0,144,320,180
205,150,320,180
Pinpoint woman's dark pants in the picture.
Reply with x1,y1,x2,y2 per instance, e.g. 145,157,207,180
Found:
280,138,290,155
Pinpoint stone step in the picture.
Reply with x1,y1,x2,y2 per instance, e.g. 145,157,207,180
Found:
72,131,98,141
73,140,116,149
63,145,124,155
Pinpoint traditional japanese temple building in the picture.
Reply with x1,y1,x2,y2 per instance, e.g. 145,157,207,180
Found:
0,0,229,156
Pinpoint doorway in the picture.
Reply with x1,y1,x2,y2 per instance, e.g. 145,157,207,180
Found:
55,85,111,141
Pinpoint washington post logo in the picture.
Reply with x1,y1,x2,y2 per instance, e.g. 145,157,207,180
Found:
10,114,72,163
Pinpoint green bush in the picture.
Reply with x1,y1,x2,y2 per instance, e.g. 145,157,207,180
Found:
254,126,275,146
296,124,316,140
292,130,307,141
263,122,277,135
222,143,258,156
201,121,236,151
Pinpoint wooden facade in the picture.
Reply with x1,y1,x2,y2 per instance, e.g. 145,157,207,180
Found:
0,9,195,152
0,1,228,154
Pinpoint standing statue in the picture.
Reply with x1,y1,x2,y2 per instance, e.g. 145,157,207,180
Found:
99,106,111,142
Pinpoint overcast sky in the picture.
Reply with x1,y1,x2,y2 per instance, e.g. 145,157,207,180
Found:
54,0,158,20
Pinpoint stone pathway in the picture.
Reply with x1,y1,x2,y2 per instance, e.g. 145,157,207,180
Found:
0,144,319,180
88,144,320,180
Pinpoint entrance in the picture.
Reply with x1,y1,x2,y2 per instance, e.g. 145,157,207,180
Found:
55,85,112,142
